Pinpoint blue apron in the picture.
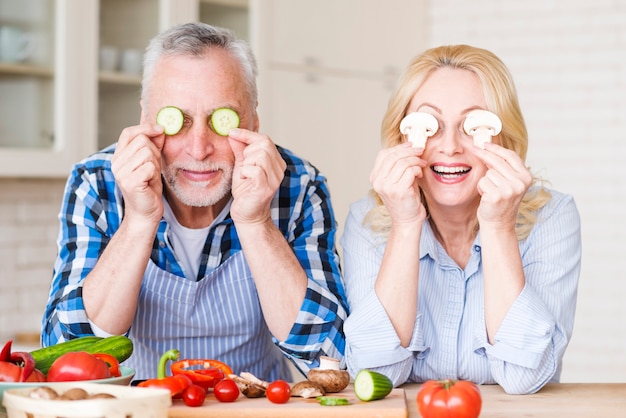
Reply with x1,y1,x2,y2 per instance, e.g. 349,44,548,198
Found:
124,250,291,381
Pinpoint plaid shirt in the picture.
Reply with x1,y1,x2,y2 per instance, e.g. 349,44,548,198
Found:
42,143,348,373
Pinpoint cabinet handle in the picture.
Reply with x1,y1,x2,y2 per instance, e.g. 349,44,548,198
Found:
303,56,320,83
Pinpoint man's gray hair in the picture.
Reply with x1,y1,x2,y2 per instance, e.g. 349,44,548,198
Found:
141,22,258,107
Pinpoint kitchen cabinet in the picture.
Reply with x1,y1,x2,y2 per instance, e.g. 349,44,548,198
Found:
0,0,249,177
0,0,97,177
254,0,428,243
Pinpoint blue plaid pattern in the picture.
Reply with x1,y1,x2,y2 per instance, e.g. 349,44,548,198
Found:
42,143,348,370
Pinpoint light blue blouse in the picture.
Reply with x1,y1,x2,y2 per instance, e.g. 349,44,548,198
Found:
340,188,581,394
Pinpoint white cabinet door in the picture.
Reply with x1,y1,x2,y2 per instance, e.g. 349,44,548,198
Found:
264,0,427,75
255,0,428,247
0,0,98,177
259,69,391,245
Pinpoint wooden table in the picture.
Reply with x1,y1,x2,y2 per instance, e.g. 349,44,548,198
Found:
167,382,626,418
403,383,626,417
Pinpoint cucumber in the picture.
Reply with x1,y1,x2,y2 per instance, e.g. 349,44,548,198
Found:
210,107,239,136
353,369,393,401
317,396,350,406
83,335,134,364
30,335,133,375
30,336,103,374
156,106,184,135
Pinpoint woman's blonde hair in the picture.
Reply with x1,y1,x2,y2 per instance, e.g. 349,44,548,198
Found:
366,44,550,240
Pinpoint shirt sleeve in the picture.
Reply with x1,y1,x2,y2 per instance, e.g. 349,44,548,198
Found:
276,158,349,373
474,192,582,394
41,155,122,346
339,197,420,386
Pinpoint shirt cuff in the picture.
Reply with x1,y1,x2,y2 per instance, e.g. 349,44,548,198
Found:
345,291,421,369
475,285,554,369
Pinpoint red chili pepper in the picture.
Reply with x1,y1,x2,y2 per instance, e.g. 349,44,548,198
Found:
138,349,192,397
93,353,121,377
171,359,233,390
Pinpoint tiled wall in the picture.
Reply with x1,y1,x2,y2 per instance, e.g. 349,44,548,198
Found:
427,1,626,382
0,178,65,342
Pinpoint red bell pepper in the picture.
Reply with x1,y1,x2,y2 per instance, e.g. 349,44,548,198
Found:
1,339,12,362
171,359,233,391
93,353,121,377
0,340,37,382
138,349,192,397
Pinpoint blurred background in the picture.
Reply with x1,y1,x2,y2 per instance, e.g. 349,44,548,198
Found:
0,0,624,382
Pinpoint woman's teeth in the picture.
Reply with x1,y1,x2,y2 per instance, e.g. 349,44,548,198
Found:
432,165,470,178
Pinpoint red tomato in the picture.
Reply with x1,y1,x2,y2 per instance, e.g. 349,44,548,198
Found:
182,384,206,407
266,380,291,404
213,378,239,402
417,379,482,418
46,351,112,382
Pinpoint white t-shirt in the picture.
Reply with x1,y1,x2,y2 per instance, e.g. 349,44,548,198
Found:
162,196,231,280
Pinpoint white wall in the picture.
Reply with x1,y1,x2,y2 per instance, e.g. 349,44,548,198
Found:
424,0,626,382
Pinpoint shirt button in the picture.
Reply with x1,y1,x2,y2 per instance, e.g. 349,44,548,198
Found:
159,241,166,248
473,245,481,252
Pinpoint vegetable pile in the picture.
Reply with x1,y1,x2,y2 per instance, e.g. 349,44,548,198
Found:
0,335,133,383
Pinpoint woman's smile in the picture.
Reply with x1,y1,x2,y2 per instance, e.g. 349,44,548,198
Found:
430,163,471,183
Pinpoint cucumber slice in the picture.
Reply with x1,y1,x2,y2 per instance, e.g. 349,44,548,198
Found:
211,107,240,136
156,106,184,135
317,396,350,406
353,369,393,401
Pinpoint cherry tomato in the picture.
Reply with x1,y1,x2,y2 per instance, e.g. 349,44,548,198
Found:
213,378,240,402
266,380,291,404
417,379,482,418
182,384,206,407
46,351,112,382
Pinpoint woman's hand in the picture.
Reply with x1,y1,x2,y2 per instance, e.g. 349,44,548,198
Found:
472,142,532,229
370,142,428,225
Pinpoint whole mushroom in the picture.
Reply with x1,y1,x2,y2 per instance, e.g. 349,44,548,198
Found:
399,112,439,149
307,356,350,393
463,109,502,148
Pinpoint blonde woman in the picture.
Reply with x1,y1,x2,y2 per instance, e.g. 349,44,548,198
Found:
341,45,581,395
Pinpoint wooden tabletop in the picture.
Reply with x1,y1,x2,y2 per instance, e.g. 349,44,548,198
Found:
403,383,626,417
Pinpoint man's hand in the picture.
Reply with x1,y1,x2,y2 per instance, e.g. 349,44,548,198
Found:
111,124,166,227
227,128,286,225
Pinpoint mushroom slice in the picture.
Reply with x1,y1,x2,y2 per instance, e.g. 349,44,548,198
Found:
399,112,439,149
307,356,350,393
463,109,502,148
291,380,326,398
228,373,267,398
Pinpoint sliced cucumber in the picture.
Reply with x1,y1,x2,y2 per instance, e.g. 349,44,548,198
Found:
211,107,240,136
156,106,184,135
353,369,393,401
317,396,350,406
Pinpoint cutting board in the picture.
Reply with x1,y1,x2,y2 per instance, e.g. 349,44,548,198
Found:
168,386,407,418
